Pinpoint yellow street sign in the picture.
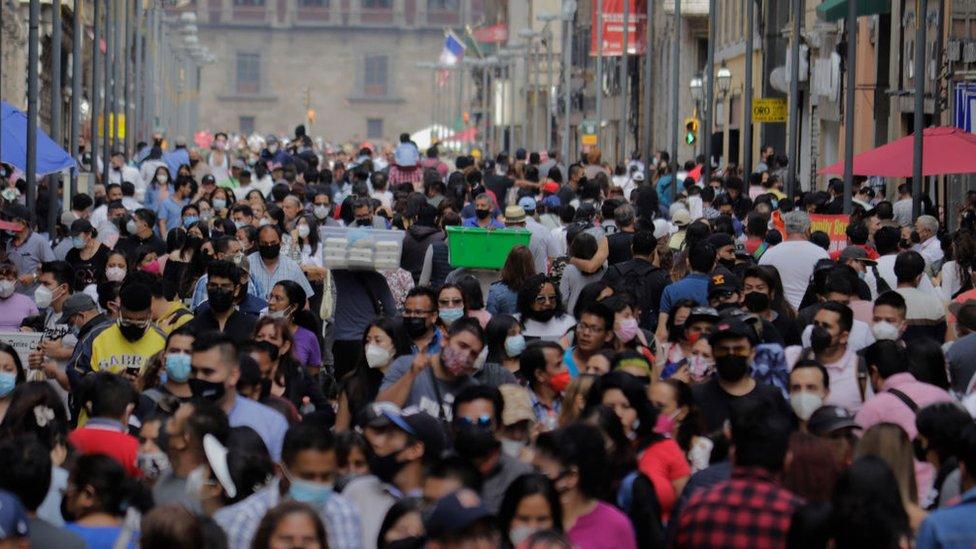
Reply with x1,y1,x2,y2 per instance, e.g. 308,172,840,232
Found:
752,98,788,123
581,134,598,146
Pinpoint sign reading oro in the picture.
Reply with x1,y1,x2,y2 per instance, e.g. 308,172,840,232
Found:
752,98,788,123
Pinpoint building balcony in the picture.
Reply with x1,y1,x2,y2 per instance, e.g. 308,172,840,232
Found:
195,0,478,28
662,0,709,17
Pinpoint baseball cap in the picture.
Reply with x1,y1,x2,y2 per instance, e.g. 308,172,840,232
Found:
652,218,671,240
378,406,448,460
203,433,237,499
57,293,98,324
424,489,493,540
0,490,28,540
201,174,217,186
708,317,758,346
504,206,526,224
1,203,30,223
60,211,78,227
542,195,561,209
949,300,976,332
705,232,735,250
839,246,877,266
708,272,742,299
69,218,94,236
671,209,691,227
498,384,535,426
542,181,560,194
807,405,860,436
686,306,720,326
517,196,537,212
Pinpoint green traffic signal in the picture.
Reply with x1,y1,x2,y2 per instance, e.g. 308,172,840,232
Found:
685,132,696,145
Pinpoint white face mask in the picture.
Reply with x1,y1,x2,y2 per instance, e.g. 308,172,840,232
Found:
313,205,329,220
157,174,169,184
34,285,54,309
871,321,901,341
297,225,310,238
510,526,538,546
790,391,823,421
105,266,127,282
0,280,14,299
500,438,526,459
184,465,210,501
364,344,392,369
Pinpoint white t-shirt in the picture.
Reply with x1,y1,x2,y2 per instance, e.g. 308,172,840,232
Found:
516,313,577,342
758,240,830,309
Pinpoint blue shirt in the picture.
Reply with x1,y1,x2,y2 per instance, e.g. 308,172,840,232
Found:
65,524,136,549
916,487,976,549
156,196,188,235
462,217,505,229
191,274,266,311
246,252,314,302
486,281,518,316
227,394,288,461
656,174,675,209
659,272,710,314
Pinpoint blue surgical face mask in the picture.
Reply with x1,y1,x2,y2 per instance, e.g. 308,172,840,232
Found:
213,199,227,210
183,216,200,228
439,307,464,326
165,353,192,383
0,371,16,398
504,334,527,357
72,236,86,249
286,473,334,507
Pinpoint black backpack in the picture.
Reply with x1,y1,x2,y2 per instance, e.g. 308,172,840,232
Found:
605,260,669,330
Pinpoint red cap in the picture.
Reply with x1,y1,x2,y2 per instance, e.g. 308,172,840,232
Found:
542,181,560,194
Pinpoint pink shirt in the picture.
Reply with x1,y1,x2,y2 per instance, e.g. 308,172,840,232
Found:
855,373,953,439
568,501,637,549
787,347,871,413
0,293,39,331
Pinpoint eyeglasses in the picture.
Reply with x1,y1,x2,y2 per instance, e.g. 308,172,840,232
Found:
534,294,557,304
456,415,493,428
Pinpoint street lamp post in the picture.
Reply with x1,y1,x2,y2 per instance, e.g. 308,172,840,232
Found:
843,0,857,214
51,0,63,233
743,0,755,173
689,76,703,156
27,0,40,211
703,0,716,183
670,0,680,202
538,13,559,153
913,0,927,219
641,0,654,181
596,0,604,150
619,0,630,165
560,0,577,165
70,0,83,197
786,0,802,200
91,0,101,177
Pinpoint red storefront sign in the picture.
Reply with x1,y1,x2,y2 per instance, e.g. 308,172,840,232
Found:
589,0,647,57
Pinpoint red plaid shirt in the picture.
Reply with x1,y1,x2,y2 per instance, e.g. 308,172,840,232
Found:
673,466,804,549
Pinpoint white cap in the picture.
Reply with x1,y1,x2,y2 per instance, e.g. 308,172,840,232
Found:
652,218,671,240
203,434,237,499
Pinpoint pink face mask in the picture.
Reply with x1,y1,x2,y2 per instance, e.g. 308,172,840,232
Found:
141,259,161,275
615,318,640,343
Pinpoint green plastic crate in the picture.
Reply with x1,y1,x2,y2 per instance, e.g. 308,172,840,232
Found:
446,226,532,269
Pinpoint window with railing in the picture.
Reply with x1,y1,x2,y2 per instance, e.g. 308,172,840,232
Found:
363,55,389,97
233,0,265,19
362,0,393,23
428,0,459,24
297,0,330,20
236,52,261,94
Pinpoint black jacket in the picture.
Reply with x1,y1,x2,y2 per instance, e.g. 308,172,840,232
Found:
401,224,444,283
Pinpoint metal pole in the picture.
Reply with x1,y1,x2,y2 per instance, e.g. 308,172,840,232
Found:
134,2,143,145
743,0,754,173
843,0,856,214
111,0,121,153
546,30,554,152
596,0,604,148
91,0,101,177
933,0,945,124
124,0,132,156
641,0,654,180
912,0,927,219
670,0,680,202
525,45,533,151
619,0,630,164
482,63,489,155
51,0,63,234
70,0,82,197
27,0,40,212
786,0,801,201
510,59,516,150
102,0,113,179
561,12,574,164
703,0,715,183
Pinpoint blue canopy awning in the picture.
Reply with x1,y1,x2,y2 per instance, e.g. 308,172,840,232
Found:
0,101,76,176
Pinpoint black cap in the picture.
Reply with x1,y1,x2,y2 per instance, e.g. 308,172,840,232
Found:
708,272,742,299
706,232,735,250
708,318,758,346
424,489,493,540
1,203,30,223
69,219,94,236
202,174,217,185
807,405,860,436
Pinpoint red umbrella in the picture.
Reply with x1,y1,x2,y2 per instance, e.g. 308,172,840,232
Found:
820,126,976,177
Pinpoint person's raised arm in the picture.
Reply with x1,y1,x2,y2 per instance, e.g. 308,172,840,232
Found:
570,235,609,273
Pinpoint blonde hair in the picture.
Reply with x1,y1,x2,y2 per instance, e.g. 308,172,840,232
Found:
855,423,918,504
558,375,596,428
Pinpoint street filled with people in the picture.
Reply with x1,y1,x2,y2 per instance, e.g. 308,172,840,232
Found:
0,129,972,548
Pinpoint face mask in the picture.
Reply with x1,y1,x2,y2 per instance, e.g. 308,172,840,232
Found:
910,230,921,244
366,447,408,484
126,219,139,235
183,216,200,228
142,259,161,275
686,355,713,381
34,285,54,309
165,353,192,383
715,355,749,382
684,331,701,344
504,334,527,357
287,475,334,507
186,236,204,250
258,243,280,260
234,220,247,229
455,424,500,461
790,391,823,421
810,325,834,354
313,205,330,219
475,209,491,220
441,344,475,377
403,316,429,338
297,225,311,239
268,144,279,154
742,291,770,313
871,321,901,341
185,465,211,501
615,318,640,343
0,372,16,398
157,174,169,184
500,438,526,459
137,451,171,480
213,199,227,210
189,377,226,401
548,371,571,393
72,236,87,249
264,307,288,320
530,308,557,322
208,288,235,313
439,307,464,326
0,280,15,299
118,319,148,342
365,344,392,369
105,266,126,282
356,218,372,227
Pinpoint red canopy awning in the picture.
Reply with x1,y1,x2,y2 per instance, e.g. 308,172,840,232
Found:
820,126,976,177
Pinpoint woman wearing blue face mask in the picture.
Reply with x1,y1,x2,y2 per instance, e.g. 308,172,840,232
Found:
482,315,526,387
0,342,26,423
64,219,110,292
134,327,194,419
436,284,467,330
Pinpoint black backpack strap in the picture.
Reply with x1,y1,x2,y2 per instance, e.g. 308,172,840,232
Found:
887,388,919,413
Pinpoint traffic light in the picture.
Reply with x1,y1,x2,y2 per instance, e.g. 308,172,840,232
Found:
684,117,699,145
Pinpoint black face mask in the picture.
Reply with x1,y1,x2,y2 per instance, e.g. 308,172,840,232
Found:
403,316,430,339
910,230,921,244
475,209,491,220
718,257,736,269
118,321,147,342
715,355,750,382
258,244,280,260
356,218,372,227
188,378,226,401
454,425,500,462
810,325,833,354
207,288,235,313
530,309,557,322
742,291,770,313
366,446,409,484
186,236,204,250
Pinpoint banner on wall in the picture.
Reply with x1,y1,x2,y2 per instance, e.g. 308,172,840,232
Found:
589,0,648,57
771,211,850,253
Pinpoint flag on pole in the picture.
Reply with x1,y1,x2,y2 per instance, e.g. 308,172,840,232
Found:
437,31,466,87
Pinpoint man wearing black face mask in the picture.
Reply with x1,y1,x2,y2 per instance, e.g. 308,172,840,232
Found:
189,261,256,345
451,385,532,513
247,224,314,302
692,319,790,432
70,282,166,385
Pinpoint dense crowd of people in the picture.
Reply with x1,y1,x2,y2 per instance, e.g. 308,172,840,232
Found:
0,127,972,548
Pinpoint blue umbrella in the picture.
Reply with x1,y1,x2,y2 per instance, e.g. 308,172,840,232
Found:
0,101,76,176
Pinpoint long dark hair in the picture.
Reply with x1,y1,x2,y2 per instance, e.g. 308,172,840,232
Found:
516,274,566,319
830,455,910,549
0,342,26,385
69,454,152,517
497,473,563,545
274,280,320,338
485,314,521,365
340,317,412,425
584,371,662,451
663,378,704,453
